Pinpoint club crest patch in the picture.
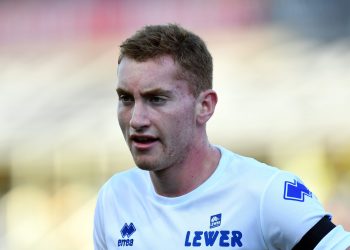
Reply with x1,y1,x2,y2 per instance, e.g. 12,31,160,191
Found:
210,213,222,229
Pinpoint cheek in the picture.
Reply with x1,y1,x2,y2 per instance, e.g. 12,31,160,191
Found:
166,107,195,137
117,109,129,132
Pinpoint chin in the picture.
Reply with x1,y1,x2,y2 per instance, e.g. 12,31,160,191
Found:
131,149,161,169
135,158,169,172
133,157,157,171
135,163,152,171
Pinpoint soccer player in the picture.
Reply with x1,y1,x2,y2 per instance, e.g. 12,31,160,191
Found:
93,24,350,249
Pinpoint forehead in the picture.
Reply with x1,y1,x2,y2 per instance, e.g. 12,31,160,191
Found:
117,56,189,92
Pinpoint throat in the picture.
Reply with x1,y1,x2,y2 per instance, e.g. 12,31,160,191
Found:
149,145,221,197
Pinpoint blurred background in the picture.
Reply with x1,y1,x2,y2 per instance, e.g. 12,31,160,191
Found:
1,0,350,249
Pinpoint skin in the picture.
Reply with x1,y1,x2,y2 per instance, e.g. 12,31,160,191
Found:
117,55,220,197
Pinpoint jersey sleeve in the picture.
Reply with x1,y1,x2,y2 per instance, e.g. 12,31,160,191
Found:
315,225,350,249
260,171,331,250
93,188,107,250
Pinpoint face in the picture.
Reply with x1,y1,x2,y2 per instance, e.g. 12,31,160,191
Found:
117,56,198,172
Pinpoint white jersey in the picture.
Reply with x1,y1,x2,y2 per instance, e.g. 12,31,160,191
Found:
94,146,350,249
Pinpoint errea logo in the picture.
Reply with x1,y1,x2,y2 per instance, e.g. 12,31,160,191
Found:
120,223,136,238
118,223,136,247
210,214,222,229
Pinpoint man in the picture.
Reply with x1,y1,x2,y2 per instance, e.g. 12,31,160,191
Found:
94,24,350,249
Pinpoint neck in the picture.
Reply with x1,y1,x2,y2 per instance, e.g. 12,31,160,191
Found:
149,141,221,197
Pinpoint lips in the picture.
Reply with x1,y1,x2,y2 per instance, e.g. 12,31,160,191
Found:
129,134,159,150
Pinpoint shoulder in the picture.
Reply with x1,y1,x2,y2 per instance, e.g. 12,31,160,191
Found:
215,146,284,212
97,167,149,203
217,145,281,184
261,170,324,213
216,146,332,249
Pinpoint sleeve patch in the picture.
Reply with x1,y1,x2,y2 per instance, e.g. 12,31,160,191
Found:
283,179,313,202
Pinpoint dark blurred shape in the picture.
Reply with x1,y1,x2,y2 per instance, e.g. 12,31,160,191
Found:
270,0,350,42
0,164,11,196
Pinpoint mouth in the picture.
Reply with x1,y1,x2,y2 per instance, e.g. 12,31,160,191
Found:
129,134,159,150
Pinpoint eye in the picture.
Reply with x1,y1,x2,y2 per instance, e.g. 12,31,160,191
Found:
149,96,167,105
119,94,134,105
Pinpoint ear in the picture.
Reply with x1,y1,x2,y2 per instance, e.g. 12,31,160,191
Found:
195,89,218,125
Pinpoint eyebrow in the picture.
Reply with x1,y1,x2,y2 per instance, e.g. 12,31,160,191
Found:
116,87,129,95
141,88,173,97
116,87,173,97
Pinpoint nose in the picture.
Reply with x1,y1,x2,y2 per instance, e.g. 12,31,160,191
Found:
129,102,150,130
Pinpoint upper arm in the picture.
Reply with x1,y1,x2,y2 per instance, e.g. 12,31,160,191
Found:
93,190,107,250
292,215,335,249
312,224,350,249
260,171,331,249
